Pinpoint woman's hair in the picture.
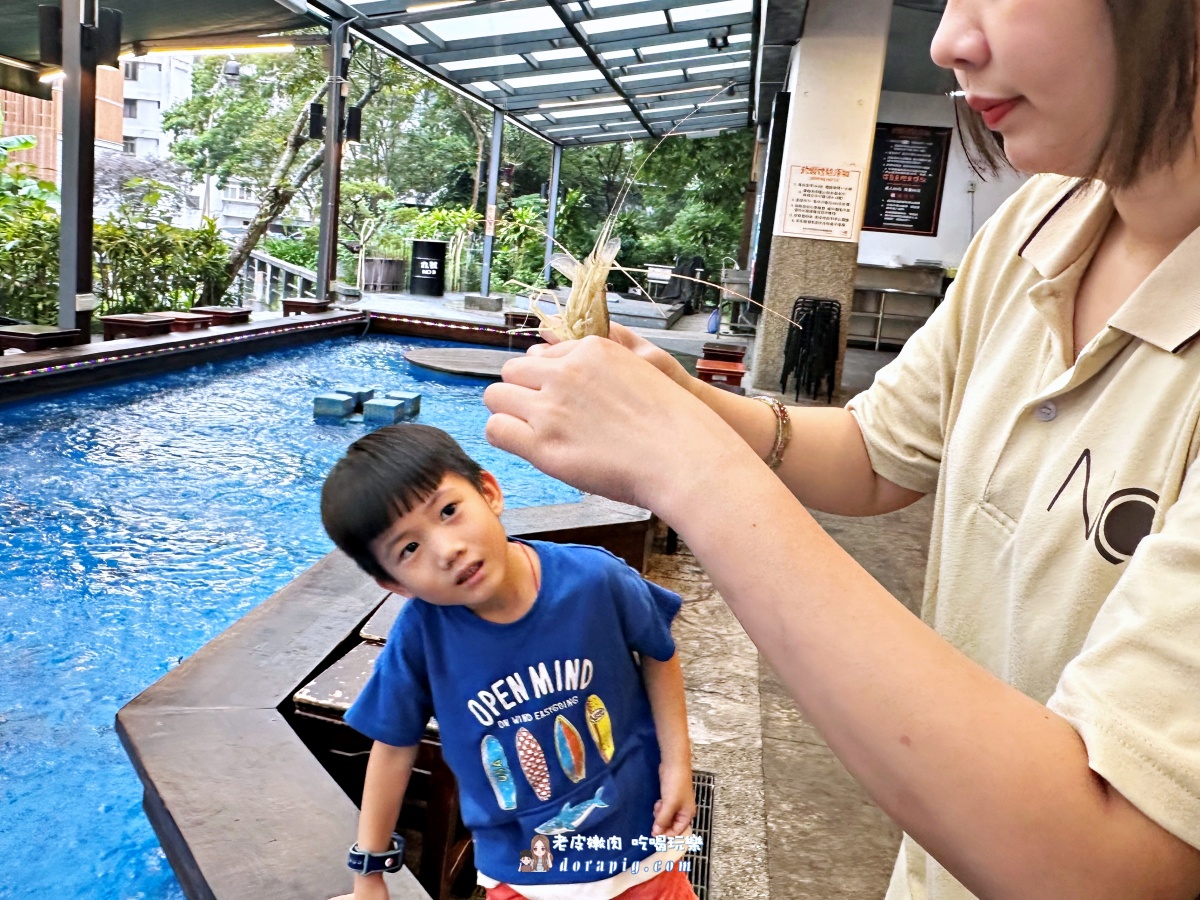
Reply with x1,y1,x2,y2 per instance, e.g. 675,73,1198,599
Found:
320,424,485,580
530,834,554,867
958,0,1197,188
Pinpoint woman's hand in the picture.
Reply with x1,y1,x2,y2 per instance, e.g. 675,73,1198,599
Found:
533,321,695,391
484,335,749,511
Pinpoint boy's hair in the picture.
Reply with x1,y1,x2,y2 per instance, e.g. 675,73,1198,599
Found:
321,424,486,580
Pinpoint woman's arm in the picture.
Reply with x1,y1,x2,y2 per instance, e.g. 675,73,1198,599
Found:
484,338,1200,900
556,324,925,517
641,653,694,838
664,450,1200,900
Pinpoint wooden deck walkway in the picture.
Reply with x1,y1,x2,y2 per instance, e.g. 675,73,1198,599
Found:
403,348,524,379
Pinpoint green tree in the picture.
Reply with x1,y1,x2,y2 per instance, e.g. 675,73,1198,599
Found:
164,43,396,296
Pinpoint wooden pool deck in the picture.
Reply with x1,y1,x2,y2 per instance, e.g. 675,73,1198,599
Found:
0,310,367,404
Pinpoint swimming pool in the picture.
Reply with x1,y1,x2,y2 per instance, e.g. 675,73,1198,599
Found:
0,334,579,899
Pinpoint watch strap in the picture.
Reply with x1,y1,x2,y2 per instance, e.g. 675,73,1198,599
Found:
347,833,406,876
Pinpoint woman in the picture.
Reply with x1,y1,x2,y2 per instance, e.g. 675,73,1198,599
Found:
484,1,1200,897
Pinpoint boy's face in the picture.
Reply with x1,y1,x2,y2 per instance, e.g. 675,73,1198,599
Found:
370,471,513,612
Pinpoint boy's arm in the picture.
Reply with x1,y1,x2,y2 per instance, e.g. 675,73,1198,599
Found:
352,741,419,900
641,652,694,838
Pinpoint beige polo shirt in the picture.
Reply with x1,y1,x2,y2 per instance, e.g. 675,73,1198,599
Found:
846,174,1200,900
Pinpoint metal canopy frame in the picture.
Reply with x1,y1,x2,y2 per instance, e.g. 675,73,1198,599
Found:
320,0,757,146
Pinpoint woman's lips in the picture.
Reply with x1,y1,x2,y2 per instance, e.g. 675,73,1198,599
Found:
968,96,1019,129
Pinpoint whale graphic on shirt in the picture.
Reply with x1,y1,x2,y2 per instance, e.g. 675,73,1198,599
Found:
533,787,608,835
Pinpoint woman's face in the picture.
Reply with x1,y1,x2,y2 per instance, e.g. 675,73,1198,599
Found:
931,0,1118,176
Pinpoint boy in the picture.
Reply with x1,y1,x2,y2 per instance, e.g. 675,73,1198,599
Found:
321,424,698,900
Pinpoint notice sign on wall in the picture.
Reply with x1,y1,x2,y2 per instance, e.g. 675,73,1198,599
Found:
781,165,862,242
863,123,952,236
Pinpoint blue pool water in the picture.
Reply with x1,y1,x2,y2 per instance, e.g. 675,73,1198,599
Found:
0,335,579,899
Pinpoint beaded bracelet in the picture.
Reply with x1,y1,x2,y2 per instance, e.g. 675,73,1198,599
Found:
753,396,792,470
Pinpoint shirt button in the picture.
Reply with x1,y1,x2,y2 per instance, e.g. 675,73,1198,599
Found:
1034,401,1057,422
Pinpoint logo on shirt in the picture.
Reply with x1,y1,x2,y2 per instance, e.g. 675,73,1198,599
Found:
1047,449,1159,565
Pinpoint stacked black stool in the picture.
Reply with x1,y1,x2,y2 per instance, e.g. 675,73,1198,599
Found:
780,297,841,404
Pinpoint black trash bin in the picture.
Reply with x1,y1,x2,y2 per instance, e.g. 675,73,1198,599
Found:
409,240,448,297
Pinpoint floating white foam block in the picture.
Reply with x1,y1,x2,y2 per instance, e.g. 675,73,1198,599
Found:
332,385,376,406
363,398,407,425
314,393,355,417
385,391,421,418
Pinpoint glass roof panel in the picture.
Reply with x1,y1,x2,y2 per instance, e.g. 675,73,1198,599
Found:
504,69,606,88
426,6,564,41
619,69,684,82
546,124,600,132
468,80,501,91
540,95,622,108
551,104,630,118
686,60,751,75
601,49,637,61
578,11,667,36
532,47,587,61
638,38,708,56
382,24,426,45
441,54,527,71
588,0,649,7
671,0,753,24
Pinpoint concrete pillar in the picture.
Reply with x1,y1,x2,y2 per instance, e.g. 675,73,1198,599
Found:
749,0,893,392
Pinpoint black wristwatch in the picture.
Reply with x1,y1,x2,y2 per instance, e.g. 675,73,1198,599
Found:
347,833,406,876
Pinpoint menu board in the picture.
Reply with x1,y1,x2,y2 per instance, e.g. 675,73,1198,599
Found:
863,123,952,236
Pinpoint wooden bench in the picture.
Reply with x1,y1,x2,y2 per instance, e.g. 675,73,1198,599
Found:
146,311,213,332
696,357,747,387
189,305,252,325
0,324,84,352
100,314,174,341
292,613,472,900
282,297,333,317
701,341,747,363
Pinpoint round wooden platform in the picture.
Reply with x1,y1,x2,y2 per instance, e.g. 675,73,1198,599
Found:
403,347,525,379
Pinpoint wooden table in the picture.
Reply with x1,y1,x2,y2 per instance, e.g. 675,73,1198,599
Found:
189,305,252,325
0,324,83,352
99,314,174,340
282,298,333,316
146,311,213,332
701,341,747,363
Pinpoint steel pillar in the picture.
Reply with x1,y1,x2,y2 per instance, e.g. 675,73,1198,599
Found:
316,17,352,302
543,143,562,282
57,0,98,332
479,108,503,297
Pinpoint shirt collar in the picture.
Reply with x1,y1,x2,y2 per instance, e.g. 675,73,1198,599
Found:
1020,180,1200,354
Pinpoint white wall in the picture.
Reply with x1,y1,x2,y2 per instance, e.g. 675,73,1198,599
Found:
857,91,1028,268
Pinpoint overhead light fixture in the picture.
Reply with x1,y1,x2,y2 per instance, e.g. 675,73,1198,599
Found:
406,0,474,12
707,32,729,51
947,90,966,98
119,44,296,60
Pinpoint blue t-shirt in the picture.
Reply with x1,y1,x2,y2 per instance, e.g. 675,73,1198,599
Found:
345,540,682,885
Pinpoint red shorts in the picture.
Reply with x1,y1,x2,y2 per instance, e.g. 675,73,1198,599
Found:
486,868,698,900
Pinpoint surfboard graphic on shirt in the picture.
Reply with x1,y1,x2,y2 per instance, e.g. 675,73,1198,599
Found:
585,694,615,762
554,714,586,782
482,734,517,810
515,727,552,801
